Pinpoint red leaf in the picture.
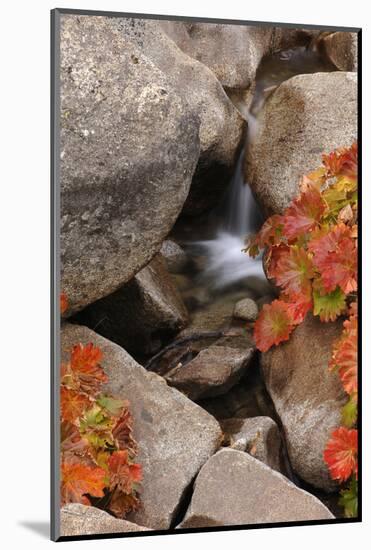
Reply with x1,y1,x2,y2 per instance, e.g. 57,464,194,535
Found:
331,315,358,396
322,142,358,180
61,386,91,424
282,187,326,240
268,245,314,301
70,343,108,395
285,295,312,325
323,427,358,482
61,461,106,506
112,408,137,455
60,293,68,315
254,300,296,352
308,224,357,294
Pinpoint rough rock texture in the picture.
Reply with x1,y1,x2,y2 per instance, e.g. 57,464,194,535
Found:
270,27,321,51
200,361,276,421
73,254,188,357
166,344,255,400
160,20,273,90
179,449,334,528
233,298,259,321
220,417,283,472
323,32,358,72
114,17,244,216
61,324,222,529
60,15,200,313
161,240,188,274
245,72,357,214
261,314,347,491
60,504,151,537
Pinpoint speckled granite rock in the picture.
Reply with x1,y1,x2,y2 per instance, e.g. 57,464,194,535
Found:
60,14,200,314
166,344,255,400
245,72,357,215
179,449,334,528
323,31,358,71
60,504,151,537
220,416,283,472
261,314,347,491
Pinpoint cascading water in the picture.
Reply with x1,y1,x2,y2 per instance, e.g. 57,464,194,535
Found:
195,113,264,289
193,45,335,291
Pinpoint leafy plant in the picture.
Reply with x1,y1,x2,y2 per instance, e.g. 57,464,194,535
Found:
246,143,358,517
60,303,142,518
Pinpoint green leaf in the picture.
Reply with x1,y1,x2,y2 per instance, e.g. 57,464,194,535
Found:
313,286,347,322
97,395,126,416
339,477,358,518
341,400,358,428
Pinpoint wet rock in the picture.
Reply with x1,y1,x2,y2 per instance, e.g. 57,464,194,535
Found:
62,324,222,530
166,344,255,400
246,72,357,214
60,504,151,537
160,21,273,90
60,15,200,314
323,32,358,71
261,314,347,491
179,449,334,528
220,417,283,473
73,255,188,358
115,18,244,216
233,298,259,321
161,240,188,274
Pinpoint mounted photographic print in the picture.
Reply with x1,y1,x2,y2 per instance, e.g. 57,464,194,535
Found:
51,8,361,541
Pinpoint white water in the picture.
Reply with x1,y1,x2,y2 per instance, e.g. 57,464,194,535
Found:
196,114,265,289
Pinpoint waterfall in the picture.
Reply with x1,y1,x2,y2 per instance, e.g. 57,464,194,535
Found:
195,115,265,289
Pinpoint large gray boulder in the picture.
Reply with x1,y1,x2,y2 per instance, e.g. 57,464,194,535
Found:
61,324,222,529
245,71,357,214
323,32,358,71
179,449,334,528
73,254,188,357
261,314,347,491
114,18,244,215
160,20,273,90
60,15,200,313
60,504,151,537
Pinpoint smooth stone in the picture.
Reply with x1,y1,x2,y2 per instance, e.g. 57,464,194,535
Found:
178,449,334,528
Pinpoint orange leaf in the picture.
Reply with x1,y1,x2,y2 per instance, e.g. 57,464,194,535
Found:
61,386,91,424
112,408,137,455
331,315,358,396
61,461,106,506
109,450,143,494
309,224,357,295
254,300,296,352
60,293,68,314
322,142,357,181
70,343,108,395
268,245,314,301
323,427,358,482
282,186,326,240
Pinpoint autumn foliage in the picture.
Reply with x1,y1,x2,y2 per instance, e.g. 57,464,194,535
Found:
60,337,142,518
246,143,358,517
